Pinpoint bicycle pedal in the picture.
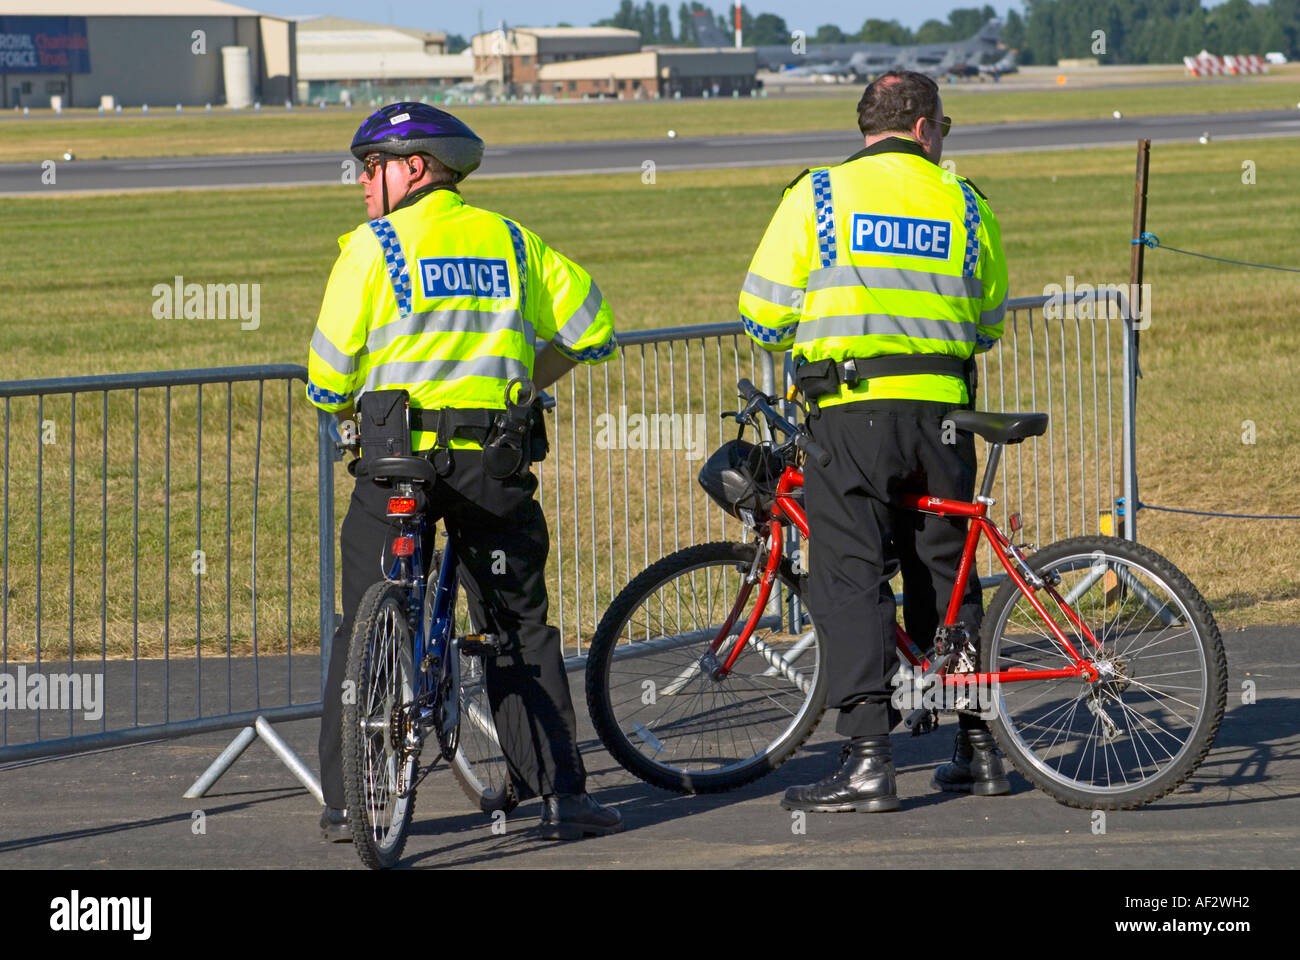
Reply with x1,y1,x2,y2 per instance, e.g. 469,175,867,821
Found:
459,633,503,657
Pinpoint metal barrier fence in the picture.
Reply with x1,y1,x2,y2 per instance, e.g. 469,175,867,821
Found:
538,288,1137,655
0,286,1136,760
0,365,329,778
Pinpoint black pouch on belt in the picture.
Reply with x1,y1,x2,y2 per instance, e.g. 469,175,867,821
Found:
483,404,532,480
357,390,411,461
527,400,549,464
792,358,840,402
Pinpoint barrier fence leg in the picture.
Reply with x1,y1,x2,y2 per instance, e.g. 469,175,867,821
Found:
183,716,324,804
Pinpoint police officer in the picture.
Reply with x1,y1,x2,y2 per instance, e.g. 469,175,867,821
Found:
308,103,622,840
739,72,1011,812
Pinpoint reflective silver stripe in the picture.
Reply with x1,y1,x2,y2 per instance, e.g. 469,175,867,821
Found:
979,296,1008,328
807,265,982,300
741,272,805,308
363,354,529,391
554,281,605,348
794,313,976,344
366,309,533,354
310,328,356,376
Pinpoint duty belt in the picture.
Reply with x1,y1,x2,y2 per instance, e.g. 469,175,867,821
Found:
793,353,976,413
409,407,498,449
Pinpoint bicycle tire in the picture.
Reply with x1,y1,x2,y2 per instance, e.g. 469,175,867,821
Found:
342,580,419,869
449,648,519,814
979,535,1226,810
586,540,826,794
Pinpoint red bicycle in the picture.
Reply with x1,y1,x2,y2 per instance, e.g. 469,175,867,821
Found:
584,379,1226,809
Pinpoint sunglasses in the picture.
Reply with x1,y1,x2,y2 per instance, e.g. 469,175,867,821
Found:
360,153,396,178
926,115,953,138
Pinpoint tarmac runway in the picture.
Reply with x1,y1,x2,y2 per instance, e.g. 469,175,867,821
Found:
0,623,1295,870
3,109,1299,195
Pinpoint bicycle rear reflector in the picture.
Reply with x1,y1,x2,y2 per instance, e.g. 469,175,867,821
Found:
1009,512,1022,532
388,497,417,516
392,536,415,557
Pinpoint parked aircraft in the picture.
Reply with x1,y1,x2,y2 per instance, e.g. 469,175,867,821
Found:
690,13,1006,81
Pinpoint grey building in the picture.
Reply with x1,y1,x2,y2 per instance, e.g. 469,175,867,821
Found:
0,0,295,109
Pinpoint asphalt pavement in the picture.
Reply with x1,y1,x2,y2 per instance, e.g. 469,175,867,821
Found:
0,623,1295,869
3,109,1300,195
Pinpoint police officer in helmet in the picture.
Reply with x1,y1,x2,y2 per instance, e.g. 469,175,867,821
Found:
308,102,622,841
739,72,1011,812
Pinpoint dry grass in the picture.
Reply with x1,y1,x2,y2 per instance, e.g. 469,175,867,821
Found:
1,135,1296,664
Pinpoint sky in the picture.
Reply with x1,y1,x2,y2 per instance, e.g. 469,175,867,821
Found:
249,1,1025,43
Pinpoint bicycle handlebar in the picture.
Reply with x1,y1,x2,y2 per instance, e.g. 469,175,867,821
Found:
735,379,831,468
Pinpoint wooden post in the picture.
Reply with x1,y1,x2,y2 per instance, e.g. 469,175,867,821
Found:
1128,139,1151,365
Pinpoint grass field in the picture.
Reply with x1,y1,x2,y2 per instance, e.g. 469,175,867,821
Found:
1,135,1297,663
3,74,1300,163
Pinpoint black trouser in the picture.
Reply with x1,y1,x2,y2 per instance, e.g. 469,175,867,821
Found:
319,449,586,809
803,399,987,738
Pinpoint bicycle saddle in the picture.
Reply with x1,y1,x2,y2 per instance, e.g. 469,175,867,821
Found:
946,411,1048,444
354,455,440,485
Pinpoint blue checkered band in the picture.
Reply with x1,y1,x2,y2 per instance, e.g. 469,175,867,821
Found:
368,218,413,319
742,314,790,346
554,336,617,363
307,381,349,406
976,332,997,351
500,217,528,316
958,181,981,279
811,169,836,269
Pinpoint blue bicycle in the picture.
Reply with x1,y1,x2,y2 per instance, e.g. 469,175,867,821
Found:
341,455,518,870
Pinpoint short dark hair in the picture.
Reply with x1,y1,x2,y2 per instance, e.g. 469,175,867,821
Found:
856,71,940,137
417,153,461,189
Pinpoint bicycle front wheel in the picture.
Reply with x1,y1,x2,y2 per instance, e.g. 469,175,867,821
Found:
342,581,419,869
585,541,826,793
980,535,1227,809
450,649,518,814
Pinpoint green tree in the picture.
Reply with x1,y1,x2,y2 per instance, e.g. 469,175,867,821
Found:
657,3,675,43
857,18,912,44
914,19,953,44
678,2,696,44
1002,8,1025,53
445,33,468,53
814,24,846,44
750,12,788,45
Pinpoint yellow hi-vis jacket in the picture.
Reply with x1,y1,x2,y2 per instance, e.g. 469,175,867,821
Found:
739,137,1008,408
307,187,617,449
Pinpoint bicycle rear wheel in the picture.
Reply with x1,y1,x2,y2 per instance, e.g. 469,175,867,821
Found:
585,540,826,793
980,535,1226,809
342,581,419,870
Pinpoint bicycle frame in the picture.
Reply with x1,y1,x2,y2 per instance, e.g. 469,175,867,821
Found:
709,466,1103,688
382,491,456,711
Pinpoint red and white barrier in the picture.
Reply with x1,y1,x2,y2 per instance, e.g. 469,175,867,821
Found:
1184,51,1268,76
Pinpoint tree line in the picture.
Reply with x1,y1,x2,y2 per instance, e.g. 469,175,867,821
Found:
589,1,1300,62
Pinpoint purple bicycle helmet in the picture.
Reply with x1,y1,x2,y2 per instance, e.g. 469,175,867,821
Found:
350,102,484,181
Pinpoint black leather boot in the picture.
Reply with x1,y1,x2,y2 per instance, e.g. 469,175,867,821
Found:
781,735,900,813
538,793,624,841
320,806,352,842
932,728,1010,796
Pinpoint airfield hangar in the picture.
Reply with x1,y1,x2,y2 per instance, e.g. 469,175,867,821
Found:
471,26,758,98
0,0,295,110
